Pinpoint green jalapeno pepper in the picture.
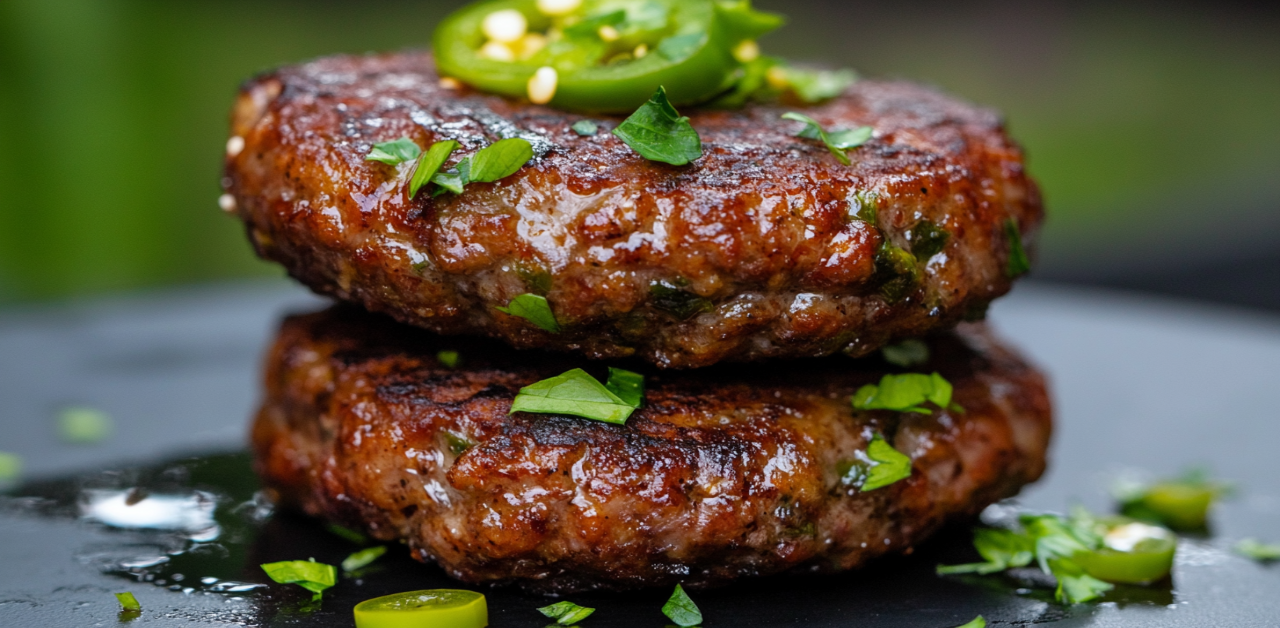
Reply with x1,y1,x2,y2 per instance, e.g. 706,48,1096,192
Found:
434,0,773,112
1073,521,1176,584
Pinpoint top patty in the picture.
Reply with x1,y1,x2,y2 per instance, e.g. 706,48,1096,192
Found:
225,52,1043,368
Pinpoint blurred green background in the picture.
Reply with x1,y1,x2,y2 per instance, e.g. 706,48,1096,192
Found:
2,0,1278,308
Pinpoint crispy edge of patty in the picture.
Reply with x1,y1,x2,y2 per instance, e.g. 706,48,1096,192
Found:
251,306,1052,592
226,52,1044,369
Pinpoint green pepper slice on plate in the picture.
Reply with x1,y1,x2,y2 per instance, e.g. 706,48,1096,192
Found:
1073,521,1176,584
353,589,488,628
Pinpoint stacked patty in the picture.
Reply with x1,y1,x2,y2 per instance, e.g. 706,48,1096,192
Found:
227,51,1051,592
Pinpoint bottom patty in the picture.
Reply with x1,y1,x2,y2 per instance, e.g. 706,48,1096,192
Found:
252,306,1052,593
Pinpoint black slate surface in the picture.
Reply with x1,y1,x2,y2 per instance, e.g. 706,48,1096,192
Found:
2,280,1279,627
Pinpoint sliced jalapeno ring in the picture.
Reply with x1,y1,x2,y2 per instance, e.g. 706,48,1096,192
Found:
1073,522,1176,584
353,589,488,628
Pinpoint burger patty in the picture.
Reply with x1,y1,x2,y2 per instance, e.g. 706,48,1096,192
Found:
225,52,1043,369
252,306,1052,592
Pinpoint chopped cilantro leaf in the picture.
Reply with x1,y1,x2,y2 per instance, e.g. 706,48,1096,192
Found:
907,220,951,259
881,339,930,367
571,120,599,136
409,140,459,199
649,278,713,320
861,434,912,491
853,372,957,414
781,112,871,165
260,560,337,601
365,137,421,165
613,87,703,165
510,368,638,425
538,600,596,625
604,367,645,409
1004,218,1031,277
1235,538,1280,562
437,350,460,369
468,138,534,183
341,546,386,572
496,293,560,333
115,591,141,611
662,584,703,627
326,523,369,545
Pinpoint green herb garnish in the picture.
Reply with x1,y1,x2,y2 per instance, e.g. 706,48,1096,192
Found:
604,367,645,408
907,220,950,259
538,600,596,625
1004,218,1031,277
57,406,113,444
365,137,421,165
871,241,919,303
326,523,369,545
852,372,958,414
955,617,986,628
115,591,141,611
649,279,713,320
881,339,930,368
781,112,872,166
437,350,460,369
780,67,857,103
445,432,473,456
496,293,560,333
342,546,387,572
468,138,534,183
571,120,599,136
409,140,459,198
613,87,703,166
662,584,703,627
0,452,21,482
1235,539,1280,562
510,368,639,425
861,434,913,491
260,560,338,601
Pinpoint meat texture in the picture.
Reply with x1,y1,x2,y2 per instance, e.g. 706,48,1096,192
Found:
225,52,1043,369
252,306,1052,592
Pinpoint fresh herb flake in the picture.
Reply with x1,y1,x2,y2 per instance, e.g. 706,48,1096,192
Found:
409,140,459,199
510,368,637,425
571,120,599,136
326,523,369,545
341,546,386,572
781,67,857,103
430,171,467,195
1005,218,1031,277
497,293,560,333
861,434,912,491
613,87,703,166
1235,538,1280,562
0,452,21,482
604,367,645,408
955,617,986,628
260,560,338,600
115,591,141,611
907,220,951,259
445,432,473,456
881,339,930,368
57,406,113,444
538,600,596,625
852,372,957,414
469,138,534,183
365,137,421,165
649,279,713,320
662,584,703,627
437,350,460,369
782,112,871,166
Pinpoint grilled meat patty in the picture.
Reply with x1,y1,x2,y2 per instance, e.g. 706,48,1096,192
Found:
252,305,1052,592
225,52,1043,369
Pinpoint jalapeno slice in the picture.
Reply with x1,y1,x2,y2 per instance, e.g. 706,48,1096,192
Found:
1073,521,1176,584
353,589,487,628
434,0,755,112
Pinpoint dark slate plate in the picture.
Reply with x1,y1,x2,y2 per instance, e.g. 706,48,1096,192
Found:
2,281,1278,627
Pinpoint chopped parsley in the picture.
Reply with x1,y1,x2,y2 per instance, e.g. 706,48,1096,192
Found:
57,406,113,444
341,546,386,572
365,137,421,165
115,591,141,612
862,434,913,491
781,112,872,166
853,372,958,415
436,350,460,369
260,560,338,601
907,220,950,259
496,293,560,333
662,584,703,627
605,367,645,408
613,87,703,166
409,140,459,198
780,67,857,103
649,278,713,320
881,339,930,368
326,523,370,545
468,138,534,183
571,119,599,136
1234,538,1280,562
871,241,919,303
510,368,641,425
538,600,596,625
955,617,986,628
1004,218,1031,277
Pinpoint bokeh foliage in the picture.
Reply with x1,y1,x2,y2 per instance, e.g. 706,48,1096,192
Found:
1,0,1277,302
